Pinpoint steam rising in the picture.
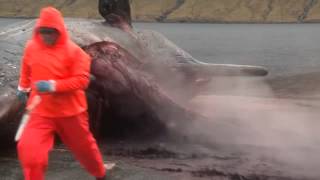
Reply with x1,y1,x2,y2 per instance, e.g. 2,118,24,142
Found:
170,75,320,178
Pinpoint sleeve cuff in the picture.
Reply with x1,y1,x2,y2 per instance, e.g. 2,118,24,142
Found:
49,80,56,92
18,86,31,93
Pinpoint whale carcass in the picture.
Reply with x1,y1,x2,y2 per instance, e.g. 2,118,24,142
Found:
0,16,267,141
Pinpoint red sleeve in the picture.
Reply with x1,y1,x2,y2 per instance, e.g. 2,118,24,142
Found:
55,48,91,92
18,45,31,92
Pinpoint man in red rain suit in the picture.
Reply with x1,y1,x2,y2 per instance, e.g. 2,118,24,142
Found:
16,7,108,180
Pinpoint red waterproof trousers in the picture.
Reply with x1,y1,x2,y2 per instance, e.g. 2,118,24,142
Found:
17,112,106,180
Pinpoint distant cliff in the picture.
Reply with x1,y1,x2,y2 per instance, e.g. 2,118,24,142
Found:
1,0,320,23
165,0,320,23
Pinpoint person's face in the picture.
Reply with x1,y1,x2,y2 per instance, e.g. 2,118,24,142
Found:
38,27,60,46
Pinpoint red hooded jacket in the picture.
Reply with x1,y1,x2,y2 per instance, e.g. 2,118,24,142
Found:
18,7,91,117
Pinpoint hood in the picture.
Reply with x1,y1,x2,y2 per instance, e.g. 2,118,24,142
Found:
33,7,68,46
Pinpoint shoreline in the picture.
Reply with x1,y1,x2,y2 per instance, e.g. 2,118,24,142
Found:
1,16,320,25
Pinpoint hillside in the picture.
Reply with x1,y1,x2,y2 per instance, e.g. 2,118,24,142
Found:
1,0,320,23
167,0,320,23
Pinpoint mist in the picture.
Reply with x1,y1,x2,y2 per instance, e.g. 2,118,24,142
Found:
166,75,320,178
